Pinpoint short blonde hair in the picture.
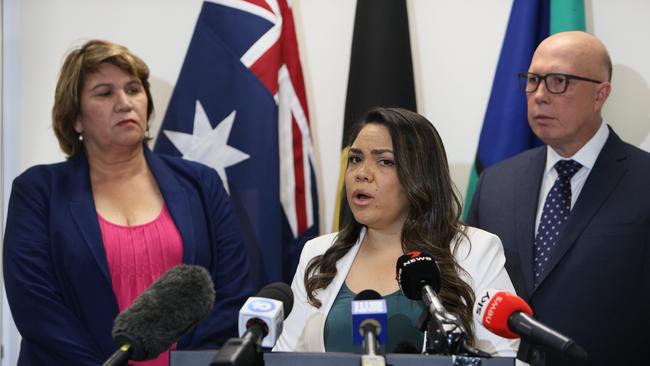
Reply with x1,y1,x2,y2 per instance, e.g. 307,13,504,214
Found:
52,40,154,158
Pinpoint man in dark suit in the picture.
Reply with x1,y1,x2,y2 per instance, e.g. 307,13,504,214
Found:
467,31,650,366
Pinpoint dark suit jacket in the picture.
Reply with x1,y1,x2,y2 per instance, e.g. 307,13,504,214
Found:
467,128,650,366
3,148,253,365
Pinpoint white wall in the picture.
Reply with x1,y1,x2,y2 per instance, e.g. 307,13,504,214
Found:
6,0,650,234
2,0,650,364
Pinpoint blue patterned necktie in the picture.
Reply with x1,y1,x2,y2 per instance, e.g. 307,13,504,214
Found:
533,159,583,286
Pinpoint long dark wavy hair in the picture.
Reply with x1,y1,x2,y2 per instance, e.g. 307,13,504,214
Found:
304,107,475,342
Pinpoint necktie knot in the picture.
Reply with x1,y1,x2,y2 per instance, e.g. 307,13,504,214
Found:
554,159,582,179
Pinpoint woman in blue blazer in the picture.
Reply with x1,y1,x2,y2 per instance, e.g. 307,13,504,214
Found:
3,40,253,365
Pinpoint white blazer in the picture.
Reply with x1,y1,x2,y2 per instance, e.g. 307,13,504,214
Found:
274,226,519,357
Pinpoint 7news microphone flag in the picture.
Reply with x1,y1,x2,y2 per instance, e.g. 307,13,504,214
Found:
463,0,585,219
154,0,319,289
332,0,417,230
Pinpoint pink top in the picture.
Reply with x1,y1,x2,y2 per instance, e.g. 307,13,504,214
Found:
99,204,183,366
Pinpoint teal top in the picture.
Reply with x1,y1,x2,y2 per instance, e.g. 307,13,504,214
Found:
324,282,424,353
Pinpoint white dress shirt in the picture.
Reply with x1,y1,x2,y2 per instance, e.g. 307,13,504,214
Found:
534,122,609,232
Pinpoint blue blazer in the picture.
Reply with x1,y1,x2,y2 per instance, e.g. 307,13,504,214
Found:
467,128,650,366
3,148,253,365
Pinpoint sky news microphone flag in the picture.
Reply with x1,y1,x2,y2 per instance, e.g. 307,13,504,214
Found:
154,0,319,289
332,0,416,231
463,0,585,219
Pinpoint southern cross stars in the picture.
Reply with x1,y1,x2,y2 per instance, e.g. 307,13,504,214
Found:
163,100,249,193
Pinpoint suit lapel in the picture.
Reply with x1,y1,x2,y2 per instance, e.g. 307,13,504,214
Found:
515,148,546,297
534,131,628,290
144,149,197,264
67,154,112,283
66,149,198,288
316,228,364,351
324,228,364,315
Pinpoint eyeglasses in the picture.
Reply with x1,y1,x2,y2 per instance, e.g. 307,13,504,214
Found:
518,72,603,94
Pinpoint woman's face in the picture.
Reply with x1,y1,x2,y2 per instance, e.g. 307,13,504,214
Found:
75,62,148,153
345,123,409,233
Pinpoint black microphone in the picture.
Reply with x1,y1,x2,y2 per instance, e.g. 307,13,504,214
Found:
396,251,447,314
211,282,293,366
396,251,467,337
396,251,488,357
102,264,215,366
474,289,588,363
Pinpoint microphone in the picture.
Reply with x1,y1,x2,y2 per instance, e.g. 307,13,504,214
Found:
396,251,489,357
351,289,387,366
396,251,468,354
396,251,447,315
474,289,588,363
211,282,293,366
103,264,215,366
238,282,293,348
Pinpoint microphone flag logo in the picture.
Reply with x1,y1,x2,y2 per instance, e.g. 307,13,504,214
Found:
408,250,421,258
247,299,277,313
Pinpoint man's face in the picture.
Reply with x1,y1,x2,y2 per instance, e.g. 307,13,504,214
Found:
526,34,610,157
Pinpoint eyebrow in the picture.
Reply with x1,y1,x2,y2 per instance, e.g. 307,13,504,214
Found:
349,147,394,155
90,79,142,91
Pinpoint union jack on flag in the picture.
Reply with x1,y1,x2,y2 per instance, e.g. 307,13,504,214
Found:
154,0,319,289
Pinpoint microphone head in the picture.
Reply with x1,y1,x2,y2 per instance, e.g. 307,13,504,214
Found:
396,251,441,300
351,289,387,346
112,264,215,360
238,282,293,348
256,281,294,317
355,289,382,301
473,288,533,339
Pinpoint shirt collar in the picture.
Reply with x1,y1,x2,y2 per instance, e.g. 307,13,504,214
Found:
544,121,609,174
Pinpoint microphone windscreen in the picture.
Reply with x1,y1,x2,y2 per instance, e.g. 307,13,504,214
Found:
256,281,294,318
112,264,215,360
395,251,441,300
473,288,533,339
355,289,382,301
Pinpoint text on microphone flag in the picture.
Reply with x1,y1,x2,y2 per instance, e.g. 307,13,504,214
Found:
473,288,533,339
351,299,388,315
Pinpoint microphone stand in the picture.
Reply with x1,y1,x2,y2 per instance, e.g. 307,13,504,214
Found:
419,286,491,359
359,320,386,366
210,320,266,366
417,308,447,354
517,341,547,366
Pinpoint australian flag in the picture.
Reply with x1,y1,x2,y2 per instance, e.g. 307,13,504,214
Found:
154,0,319,290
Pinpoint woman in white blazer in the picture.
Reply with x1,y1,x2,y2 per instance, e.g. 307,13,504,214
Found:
274,108,518,356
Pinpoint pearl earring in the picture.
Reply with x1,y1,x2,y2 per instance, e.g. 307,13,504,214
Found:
78,134,83,141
